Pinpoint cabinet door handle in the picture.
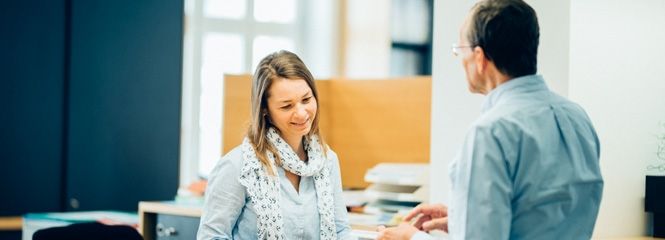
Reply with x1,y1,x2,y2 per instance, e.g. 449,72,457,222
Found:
156,223,178,237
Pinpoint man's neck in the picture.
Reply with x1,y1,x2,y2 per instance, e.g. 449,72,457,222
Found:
480,69,511,95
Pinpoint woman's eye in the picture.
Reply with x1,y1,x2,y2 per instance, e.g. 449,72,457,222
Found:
280,105,292,110
302,97,311,103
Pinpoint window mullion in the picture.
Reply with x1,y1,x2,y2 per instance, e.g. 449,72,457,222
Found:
245,0,256,73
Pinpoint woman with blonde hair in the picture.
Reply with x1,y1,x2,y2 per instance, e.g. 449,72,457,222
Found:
197,50,354,239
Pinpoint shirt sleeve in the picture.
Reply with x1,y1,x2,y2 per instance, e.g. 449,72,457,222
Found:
197,150,246,240
327,150,357,240
448,125,512,240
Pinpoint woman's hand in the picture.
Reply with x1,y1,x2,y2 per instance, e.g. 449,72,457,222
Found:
377,223,419,240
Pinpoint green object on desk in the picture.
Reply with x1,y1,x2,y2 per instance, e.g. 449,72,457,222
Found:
24,211,138,224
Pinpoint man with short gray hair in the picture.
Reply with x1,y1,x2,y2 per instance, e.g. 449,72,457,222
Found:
378,0,603,239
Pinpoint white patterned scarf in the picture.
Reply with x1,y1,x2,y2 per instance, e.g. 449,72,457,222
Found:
238,127,337,240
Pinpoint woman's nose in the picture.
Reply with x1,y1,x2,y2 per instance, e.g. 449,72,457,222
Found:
293,104,307,120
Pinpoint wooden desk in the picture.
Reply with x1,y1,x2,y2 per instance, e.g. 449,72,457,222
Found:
139,201,202,240
138,201,379,239
141,201,663,240
0,216,22,231
595,238,664,240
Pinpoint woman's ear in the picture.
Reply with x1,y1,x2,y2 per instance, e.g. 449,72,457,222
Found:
263,110,272,124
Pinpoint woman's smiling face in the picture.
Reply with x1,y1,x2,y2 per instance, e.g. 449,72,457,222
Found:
266,77,317,143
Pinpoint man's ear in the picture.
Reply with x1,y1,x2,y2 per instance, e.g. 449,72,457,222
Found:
473,46,486,74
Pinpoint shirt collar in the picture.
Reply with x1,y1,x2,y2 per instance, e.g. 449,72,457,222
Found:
481,74,548,113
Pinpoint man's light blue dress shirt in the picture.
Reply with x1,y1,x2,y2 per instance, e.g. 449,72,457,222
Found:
197,147,355,240
414,75,603,240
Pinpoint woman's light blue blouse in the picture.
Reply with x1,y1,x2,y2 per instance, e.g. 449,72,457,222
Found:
197,146,355,240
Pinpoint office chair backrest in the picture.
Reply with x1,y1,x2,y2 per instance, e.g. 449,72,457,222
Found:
32,222,142,240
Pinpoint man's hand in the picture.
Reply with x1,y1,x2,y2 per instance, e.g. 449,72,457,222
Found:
403,203,449,232
377,223,419,240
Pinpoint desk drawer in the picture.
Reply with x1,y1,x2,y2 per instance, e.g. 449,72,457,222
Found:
155,214,200,240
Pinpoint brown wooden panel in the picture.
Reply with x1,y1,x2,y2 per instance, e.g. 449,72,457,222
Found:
222,74,252,154
326,77,431,188
221,75,431,188
315,80,333,144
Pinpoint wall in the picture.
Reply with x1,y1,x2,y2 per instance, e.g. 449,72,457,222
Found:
569,0,665,237
429,0,478,204
530,0,570,96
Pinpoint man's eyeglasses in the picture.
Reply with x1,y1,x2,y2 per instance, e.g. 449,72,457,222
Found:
451,43,473,57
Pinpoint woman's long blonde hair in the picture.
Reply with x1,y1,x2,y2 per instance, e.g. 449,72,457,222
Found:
247,50,327,175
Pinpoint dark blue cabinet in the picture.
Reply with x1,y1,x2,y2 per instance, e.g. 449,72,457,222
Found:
65,0,183,211
646,176,665,237
0,0,67,216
